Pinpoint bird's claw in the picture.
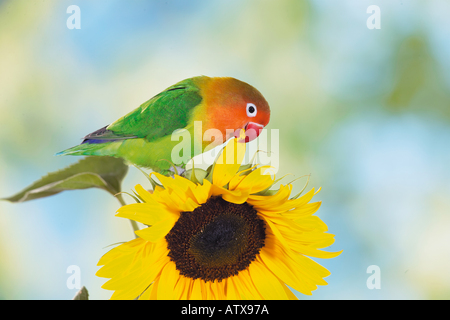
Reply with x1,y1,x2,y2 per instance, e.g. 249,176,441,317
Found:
169,165,186,177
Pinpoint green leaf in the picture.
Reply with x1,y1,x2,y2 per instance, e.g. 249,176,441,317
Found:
72,286,89,300
2,156,128,203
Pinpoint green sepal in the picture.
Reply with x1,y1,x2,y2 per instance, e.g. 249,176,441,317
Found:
133,165,154,187
204,164,214,183
290,174,311,199
115,191,141,204
132,190,144,203
253,173,293,196
184,168,208,185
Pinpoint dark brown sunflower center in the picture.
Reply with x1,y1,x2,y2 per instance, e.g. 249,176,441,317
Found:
165,196,266,282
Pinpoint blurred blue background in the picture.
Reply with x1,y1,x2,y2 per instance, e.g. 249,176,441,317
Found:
1,0,449,299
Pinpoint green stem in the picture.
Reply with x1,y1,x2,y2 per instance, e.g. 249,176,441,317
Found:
115,193,139,238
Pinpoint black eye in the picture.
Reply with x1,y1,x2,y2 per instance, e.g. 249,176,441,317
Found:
246,103,257,117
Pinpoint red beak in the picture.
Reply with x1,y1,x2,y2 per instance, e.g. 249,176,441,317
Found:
234,122,265,143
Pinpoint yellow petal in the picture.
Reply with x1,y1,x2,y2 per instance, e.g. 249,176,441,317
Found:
281,284,299,300
135,216,178,242
134,184,155,203
294,215,328,232
225,277,240,300
247,258,290,300
266,238,330,285
281,202,322,220
173,275,190,300
150,172,196,192
153,187,199,212
233,166,275,194
263,234,333,289
267,215,330,239
137,284,153,300
210,184,250,204
157,261,180,299
229,270,263,300
213,138,246,187
228,172,247,191
292,243,343,259
211,280,226,300
228,166,256,190
97,237,146,267
96,250,138,278
249,193,293,221
247,184,292,207
102,253,168,294
191,179,212,205
265,216,339,255
145,174,200,212
144,277,160,300
259,245,318,295
261,216,291,250
199,280,209,300
205,281,216,300
116,202,178,225
190,279,203,299
260,188,316,213
110,274,153,300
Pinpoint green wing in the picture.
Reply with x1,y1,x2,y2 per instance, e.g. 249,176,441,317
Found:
104,78,203,142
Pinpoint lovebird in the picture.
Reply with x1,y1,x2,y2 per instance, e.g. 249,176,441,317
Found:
57,76,270,173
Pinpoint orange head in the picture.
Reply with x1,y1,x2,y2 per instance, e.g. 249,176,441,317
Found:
195,76,270,145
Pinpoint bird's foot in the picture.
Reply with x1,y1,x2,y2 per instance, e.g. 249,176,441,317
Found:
169,165,186,177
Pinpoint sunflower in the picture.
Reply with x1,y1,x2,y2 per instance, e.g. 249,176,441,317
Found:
96,137,341,300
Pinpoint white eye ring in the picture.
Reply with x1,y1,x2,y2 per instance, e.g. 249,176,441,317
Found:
246,103,257,117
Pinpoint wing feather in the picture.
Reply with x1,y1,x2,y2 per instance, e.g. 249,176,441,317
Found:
106,78,203,142
81,77,204,145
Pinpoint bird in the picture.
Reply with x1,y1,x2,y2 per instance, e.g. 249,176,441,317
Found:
57,76,271,173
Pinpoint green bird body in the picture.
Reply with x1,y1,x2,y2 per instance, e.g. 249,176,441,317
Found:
58,76,270,173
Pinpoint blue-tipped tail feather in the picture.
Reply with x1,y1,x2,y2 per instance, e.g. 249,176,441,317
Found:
56,125,136,157
56,140,122,157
